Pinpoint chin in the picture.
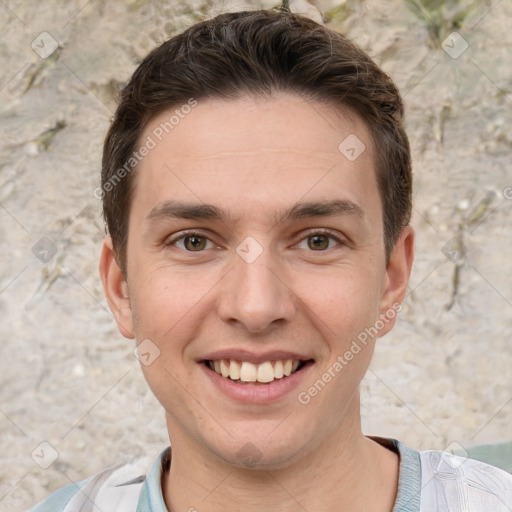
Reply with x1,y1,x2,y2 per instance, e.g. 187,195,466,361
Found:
216,444,300,471
206,426,312,471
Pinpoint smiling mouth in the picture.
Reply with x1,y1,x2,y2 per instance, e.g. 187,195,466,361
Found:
204,359,313,384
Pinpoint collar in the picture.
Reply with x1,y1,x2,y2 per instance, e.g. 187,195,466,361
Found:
136,438,421,512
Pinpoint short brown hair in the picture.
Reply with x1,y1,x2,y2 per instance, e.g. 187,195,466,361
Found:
102,9,412,273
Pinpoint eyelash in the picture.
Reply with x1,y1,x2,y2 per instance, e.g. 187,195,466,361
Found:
165,229,345,251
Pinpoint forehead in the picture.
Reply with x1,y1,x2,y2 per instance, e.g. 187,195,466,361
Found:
132,93,379,225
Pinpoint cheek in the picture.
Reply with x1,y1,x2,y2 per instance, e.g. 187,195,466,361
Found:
130,265,212,335
295,266,381,337
131,270,207,413
140,358,200,433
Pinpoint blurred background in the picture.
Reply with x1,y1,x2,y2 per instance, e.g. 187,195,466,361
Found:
0,0,511,510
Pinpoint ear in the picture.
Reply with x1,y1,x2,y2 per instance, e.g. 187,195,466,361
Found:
377,226,414,337
99,236,134,339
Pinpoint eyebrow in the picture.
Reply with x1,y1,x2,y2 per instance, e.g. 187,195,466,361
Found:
145,198,364,226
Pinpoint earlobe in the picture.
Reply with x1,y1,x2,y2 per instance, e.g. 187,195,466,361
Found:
99,236,135,339
378,226,415,337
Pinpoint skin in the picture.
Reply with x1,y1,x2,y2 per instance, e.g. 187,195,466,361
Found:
100,93,414,511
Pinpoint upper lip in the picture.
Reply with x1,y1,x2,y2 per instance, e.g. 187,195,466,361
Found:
201,349,313,364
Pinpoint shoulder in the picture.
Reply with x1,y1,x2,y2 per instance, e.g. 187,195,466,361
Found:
27,480,87,512
27,456,152,512
418,449,512,511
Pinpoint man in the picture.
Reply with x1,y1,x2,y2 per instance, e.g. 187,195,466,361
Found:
29,8,512,512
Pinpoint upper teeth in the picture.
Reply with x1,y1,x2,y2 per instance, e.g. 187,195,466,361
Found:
210,359,301,383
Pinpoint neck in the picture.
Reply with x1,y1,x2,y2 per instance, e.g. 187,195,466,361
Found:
163,404,398,512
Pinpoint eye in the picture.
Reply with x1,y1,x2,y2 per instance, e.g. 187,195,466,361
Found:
296,231,343,251
166,231,216,251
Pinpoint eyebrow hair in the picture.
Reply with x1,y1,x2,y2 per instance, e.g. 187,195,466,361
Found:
145,198,364,226
283,199,364,221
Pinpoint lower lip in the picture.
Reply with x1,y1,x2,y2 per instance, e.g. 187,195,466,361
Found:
200,362,313,404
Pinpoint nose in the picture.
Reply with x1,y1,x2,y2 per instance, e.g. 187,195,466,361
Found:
216,245,296,334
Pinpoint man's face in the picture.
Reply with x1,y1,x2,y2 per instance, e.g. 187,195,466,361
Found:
102,93,412,468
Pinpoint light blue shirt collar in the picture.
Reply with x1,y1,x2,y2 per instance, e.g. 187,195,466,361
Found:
136,438,421,512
